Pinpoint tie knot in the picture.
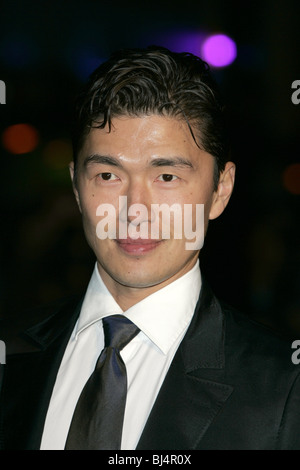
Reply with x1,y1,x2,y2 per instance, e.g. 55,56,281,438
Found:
102,315,140,350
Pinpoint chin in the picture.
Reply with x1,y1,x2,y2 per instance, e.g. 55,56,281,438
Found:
112,272,165,289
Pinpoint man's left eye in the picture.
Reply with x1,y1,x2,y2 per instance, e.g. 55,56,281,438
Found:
158,174,178,182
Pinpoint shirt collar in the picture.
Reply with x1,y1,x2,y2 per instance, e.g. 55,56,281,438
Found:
75,267,123,338
76,260,201,355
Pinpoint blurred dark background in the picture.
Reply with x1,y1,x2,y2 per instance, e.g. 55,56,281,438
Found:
0,0,299,337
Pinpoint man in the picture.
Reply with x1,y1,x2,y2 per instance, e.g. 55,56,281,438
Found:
1,46,300,450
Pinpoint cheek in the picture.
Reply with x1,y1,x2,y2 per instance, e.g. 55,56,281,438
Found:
184,190,214,236
203,196,214,220
180,189,214,213
78,182,106,214
81,197,97,220
79,195,102,239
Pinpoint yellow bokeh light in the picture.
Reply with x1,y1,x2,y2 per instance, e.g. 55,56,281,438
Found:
43,139,73,170
282,163,300,195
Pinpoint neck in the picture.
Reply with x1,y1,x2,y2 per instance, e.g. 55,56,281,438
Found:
97,257,198,311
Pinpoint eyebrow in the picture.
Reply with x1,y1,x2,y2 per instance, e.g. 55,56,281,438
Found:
83,154,122,168
150,157,194,169
83,154,194,170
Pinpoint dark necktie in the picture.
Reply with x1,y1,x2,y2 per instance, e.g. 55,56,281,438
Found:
65,314,140,450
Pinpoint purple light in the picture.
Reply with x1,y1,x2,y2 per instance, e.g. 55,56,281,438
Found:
201,34,237,67
65,45,105,81
143,30,206,57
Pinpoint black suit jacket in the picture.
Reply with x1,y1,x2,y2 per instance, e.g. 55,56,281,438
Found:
1,280,300,450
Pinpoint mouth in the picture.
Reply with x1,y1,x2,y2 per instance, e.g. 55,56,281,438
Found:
115,237,163,254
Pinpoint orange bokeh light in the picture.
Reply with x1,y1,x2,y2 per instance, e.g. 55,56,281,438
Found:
2,123,39,154
282,163,300,195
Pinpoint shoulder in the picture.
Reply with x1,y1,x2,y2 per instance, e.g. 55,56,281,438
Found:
221,302,300,449
221,301,300,376
0,294,83,354
222,300,292,345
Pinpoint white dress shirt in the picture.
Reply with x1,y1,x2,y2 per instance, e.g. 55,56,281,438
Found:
40,260,201,450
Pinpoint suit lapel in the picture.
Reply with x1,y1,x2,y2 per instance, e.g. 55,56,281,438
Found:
137,280,233,450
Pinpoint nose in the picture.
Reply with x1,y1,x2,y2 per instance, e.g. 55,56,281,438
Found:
120,177,151,225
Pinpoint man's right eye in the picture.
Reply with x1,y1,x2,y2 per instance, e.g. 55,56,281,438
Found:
98,172,118,181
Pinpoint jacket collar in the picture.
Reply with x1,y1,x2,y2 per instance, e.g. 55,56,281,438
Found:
136,279,233,450
180,277,225,371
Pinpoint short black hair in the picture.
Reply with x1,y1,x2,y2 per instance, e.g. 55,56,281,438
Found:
72,46,230,189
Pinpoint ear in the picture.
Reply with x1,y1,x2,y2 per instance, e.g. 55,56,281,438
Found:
69,161,82,213
209,161,236,220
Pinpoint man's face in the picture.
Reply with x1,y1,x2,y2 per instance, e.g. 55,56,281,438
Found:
70,115,234,297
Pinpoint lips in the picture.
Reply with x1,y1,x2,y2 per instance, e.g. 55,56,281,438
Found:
115,237,162,254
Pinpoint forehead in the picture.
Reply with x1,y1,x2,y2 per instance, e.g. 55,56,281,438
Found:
80,116,195,155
